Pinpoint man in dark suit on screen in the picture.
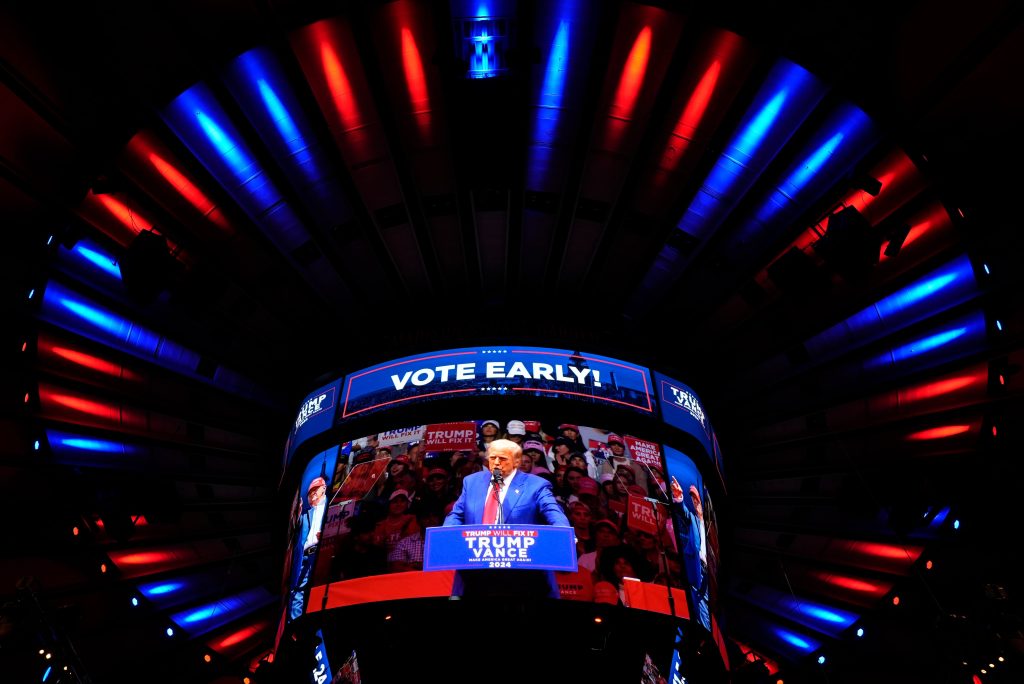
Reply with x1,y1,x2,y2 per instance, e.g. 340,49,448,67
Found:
444,438,571,598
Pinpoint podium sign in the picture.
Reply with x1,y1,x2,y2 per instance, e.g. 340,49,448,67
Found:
424,525,578,572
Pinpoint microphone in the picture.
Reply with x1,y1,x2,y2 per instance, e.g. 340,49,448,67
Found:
491,467,504,485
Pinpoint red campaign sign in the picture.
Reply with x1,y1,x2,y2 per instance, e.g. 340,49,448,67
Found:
423,422,479,451
624,436,661,468
627,495,660,536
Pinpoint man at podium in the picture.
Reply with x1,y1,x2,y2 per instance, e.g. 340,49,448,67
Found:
444,439,571,598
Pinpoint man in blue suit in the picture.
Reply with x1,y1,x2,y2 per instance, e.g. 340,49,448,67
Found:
289,476,327,620
444,438,570,598
671,475,710,631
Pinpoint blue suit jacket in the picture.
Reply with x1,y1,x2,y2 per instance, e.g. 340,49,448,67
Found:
676,504,710,631
444,470,570,598
445,469,570,527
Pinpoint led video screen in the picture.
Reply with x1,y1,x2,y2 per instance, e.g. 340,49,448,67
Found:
339,347,656,419
279,445,340,634
284,415,699,622
654,371,721,478
283,379,342,471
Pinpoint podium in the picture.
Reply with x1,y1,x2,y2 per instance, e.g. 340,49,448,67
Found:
423,524,578,572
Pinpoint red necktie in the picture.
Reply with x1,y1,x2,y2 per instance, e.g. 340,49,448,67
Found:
483,481,501,524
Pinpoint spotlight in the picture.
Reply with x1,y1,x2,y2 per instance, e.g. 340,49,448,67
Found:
954,519,960,530
100,563,107,574
72,527,79,536
39,649,44,655
926,560,933,570
131,597,139,607
203,654,211,663
856,628,864,638
166,627,174,637
45,652,52,659
33,440,40,450
817,655,826,665
998,657,1005,663
892,595,900,606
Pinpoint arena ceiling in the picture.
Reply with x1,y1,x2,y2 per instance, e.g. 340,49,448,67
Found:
2,1,1022,682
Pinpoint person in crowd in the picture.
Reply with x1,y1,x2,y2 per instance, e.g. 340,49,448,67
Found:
478,419,501,450
564,465,588,498
379,456,412,502
545,436,576,471
599,434,649,492
593,580,620,605
387,505,444,573
584,439,610,477
443,439,570,598
568,498,596,556
522,420,546,444
553,423,598,476
365,434,380,452
575,476,603,518
413,463,454,512
627,527,661,572
556,423,586,452
598,472,617,499
391,470,419,503
451,452,484,501
648,464,669,499
372,489,420,557
351,446,376,466
405,441,426,472
551,464,572,504
597,544,654,605
567,452,590,473
519,450,536,473
603,467,633,523
504,419,527,445
334,513,386,580
578,517,623,577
